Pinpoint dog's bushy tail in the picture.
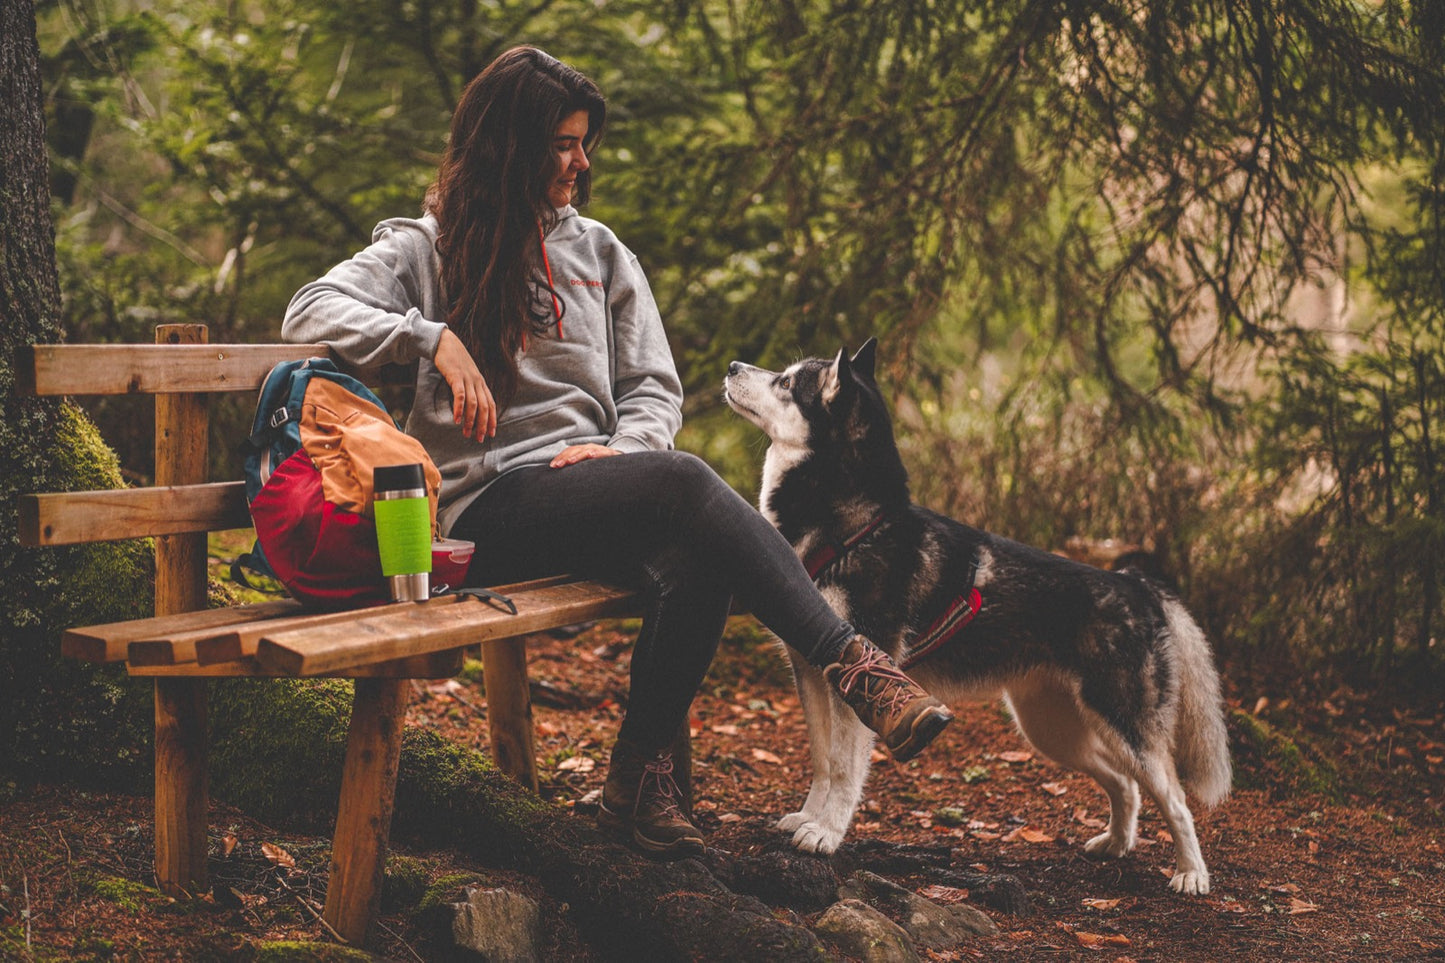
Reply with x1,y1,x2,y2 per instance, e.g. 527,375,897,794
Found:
1162,598,1232,807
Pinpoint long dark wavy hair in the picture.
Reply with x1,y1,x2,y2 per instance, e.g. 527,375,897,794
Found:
426,47,605,410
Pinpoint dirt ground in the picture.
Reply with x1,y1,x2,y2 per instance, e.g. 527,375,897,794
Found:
2,616,1443,961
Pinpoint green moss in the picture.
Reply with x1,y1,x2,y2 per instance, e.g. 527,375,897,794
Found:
458,656,485,685
395,729,556,863
382,855,432,913
255,941,375,962
91,876,163,915
1230,709,1342,800
209,679,354,828
0,400,154,790
52,400,127,489
417,871,486,914
2,923,63,962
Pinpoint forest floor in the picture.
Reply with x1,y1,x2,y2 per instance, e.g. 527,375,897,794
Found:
2,614,1443,962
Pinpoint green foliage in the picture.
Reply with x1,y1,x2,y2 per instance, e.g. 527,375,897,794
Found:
1230,709,1342,800
34,0,1445,694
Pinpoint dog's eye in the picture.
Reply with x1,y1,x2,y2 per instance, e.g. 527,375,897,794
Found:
779,376,792,390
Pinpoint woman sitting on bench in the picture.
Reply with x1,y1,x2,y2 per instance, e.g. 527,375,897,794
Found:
282,45,951,858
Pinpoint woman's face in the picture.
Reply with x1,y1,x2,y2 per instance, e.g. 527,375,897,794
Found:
549,109,591,208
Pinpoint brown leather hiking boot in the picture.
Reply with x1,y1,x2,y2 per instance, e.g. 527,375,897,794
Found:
597,734,703,858
824,637,954,761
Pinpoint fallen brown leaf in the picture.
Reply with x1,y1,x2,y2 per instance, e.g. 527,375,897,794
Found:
1058,922,1131,948
1003,826,1054,844
260,842,294,869
1082,897,1122,910
919,884,970,904
751,748,783,765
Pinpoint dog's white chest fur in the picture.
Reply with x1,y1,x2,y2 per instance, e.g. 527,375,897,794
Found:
759,442,807,527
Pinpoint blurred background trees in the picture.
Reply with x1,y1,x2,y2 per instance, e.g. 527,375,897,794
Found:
35,0,1445,693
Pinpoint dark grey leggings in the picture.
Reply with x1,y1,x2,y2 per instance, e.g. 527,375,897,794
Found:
450,450,854,752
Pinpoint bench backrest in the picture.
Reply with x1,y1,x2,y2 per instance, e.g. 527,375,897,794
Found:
18,325,333,616
19,329,332,549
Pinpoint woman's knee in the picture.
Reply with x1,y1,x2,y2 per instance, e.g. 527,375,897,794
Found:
635,450,728,509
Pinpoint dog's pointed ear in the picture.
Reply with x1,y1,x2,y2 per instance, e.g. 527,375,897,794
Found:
851,338,878,381
821,347,850,406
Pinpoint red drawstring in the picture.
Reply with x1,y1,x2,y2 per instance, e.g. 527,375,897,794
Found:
539,223,563,340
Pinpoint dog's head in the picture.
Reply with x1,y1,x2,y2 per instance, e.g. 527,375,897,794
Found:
723,338,887,453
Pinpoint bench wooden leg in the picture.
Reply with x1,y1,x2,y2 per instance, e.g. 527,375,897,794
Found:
481,637,539,792
154,678,208,896
323,677,408,946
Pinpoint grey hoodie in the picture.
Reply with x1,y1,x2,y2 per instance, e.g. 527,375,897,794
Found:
282,208,684,534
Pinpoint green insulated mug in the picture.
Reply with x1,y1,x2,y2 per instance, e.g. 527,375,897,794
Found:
373,463,432,601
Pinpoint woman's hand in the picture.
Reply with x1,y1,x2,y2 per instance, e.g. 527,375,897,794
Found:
550,444,621,468
434,329,496,440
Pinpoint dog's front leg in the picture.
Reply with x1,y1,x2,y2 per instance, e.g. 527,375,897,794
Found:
780,660,876,854
777,659,834,835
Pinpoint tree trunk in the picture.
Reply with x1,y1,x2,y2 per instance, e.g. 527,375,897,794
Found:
0,0,155,788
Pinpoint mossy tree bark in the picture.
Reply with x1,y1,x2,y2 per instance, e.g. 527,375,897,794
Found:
0,0,154,790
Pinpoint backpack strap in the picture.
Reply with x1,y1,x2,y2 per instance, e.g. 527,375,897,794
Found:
230,550,284,595
240,404,299,453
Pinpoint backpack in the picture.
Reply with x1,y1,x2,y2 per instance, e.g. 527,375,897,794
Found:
236,357,442,609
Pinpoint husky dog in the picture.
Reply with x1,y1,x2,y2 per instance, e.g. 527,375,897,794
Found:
723,340,1231,895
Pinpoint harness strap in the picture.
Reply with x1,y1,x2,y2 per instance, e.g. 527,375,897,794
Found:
802,512,984,667
803,512,889,579
900,585,982,670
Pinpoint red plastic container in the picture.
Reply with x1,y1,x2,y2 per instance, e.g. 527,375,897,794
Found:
430,538,475,590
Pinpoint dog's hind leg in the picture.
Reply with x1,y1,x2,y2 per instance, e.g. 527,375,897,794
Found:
779,661,875,854
1002,674,1140,860
1134,751,1211,895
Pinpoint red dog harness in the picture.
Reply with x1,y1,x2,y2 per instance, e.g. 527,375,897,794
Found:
802,513,982,670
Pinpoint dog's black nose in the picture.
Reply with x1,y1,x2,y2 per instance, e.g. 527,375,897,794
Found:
727,361,741,375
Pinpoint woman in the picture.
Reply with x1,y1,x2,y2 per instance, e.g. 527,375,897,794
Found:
283,46,951,858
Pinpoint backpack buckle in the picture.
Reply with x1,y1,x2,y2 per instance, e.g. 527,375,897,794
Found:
267,406,292,429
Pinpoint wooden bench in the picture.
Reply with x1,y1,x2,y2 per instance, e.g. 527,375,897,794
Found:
17,324,641,945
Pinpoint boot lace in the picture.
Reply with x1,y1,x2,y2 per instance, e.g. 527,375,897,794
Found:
834,644,919,718
639,753,686,819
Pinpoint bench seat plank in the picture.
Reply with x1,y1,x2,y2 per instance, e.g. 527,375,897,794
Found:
63,599,305,663
20,483,251,547
128,596,463,667
127,649,464,679
257,579,639,676
192,575,583,665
